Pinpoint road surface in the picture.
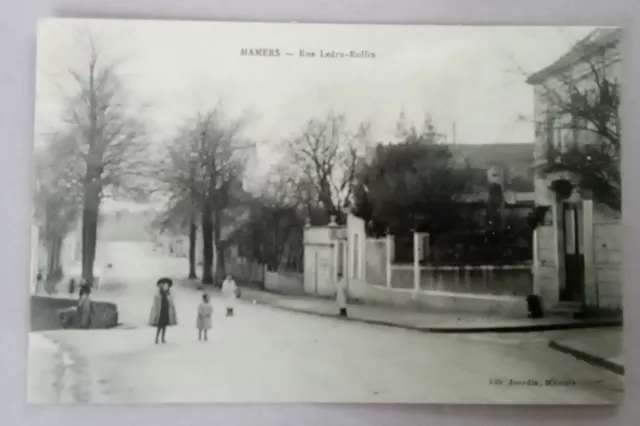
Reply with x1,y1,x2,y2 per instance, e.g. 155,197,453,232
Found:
28,241,624,404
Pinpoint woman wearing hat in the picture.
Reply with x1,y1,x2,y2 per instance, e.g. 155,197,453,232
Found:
149,277,178,343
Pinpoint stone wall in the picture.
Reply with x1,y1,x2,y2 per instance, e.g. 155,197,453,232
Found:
31,296,119,331
365,238,387,286
592,204,622,310
347,279,527,317
534,222,559,308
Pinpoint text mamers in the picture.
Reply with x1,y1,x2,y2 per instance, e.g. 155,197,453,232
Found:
240,48,281,57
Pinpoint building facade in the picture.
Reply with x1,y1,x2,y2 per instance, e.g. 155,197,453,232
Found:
527,28,622,313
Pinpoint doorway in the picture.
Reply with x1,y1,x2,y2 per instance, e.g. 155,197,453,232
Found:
560,202,585,302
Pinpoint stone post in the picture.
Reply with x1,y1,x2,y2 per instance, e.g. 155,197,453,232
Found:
413,232,420,294
385,233,393,288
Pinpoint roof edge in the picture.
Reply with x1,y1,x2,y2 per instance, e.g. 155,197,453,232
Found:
526,27,622,85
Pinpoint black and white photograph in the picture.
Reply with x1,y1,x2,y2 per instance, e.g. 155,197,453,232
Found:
28,19,623,404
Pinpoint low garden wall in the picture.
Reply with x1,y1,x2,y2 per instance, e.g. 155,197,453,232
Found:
389,264,533,297
348,279,528,317
31,295,119,331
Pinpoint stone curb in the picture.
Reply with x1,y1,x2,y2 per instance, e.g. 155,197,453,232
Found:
254,299,622,334
548,340,624,375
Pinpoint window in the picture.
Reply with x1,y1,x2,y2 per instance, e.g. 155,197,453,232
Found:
545,111,576,153
545,113,555,151
573,116,586,146
585,120,601,145
559,113,574,152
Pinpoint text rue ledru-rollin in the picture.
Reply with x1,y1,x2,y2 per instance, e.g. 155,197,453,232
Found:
240,48,376,59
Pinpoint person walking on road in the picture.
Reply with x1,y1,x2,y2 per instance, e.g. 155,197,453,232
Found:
77,285,94,329
336,272,348,317
221,275,239,317
35,270,43,294
197,293,213,341
149,277,178,344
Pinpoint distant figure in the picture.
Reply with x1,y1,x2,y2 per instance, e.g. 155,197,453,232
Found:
221,275,238,317
149,277,178,344
336,272,348,317
68,278,76,295
197,293,213,341
526,294,544,319
77,285,94,329
35,270,43,293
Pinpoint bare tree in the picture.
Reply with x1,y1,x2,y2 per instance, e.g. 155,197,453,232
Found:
535,52,620,211
55,36,148,286
159,108,251,285
150,192,199,279
285,113,369,223
509,28,621,212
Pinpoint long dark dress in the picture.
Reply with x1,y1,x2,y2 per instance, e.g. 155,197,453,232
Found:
158,291,170,327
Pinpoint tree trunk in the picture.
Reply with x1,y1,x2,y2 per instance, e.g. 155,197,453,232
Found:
188,219,197,279
45,235,63,293
81,182,100,287
47,236,62,276
213,207,226,286
47,240,55,276
202,203,214,285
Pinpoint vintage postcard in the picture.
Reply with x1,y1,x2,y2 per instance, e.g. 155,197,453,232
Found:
29,19,623,404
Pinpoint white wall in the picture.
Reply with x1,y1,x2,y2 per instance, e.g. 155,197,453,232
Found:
534,208,561,308
346,214,366,280
532,42,620,207
303,227,332,245
303,244,334,296
592,203,622,310
303,226,337,296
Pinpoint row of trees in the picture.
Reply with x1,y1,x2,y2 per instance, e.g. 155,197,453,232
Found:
152,108,252,285
152,112,368,278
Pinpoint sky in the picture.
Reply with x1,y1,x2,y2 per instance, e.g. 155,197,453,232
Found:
34,19,597,210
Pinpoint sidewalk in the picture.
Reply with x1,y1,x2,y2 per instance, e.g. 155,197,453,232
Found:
241,289,622,333
549,328,624,375
28,333,72,403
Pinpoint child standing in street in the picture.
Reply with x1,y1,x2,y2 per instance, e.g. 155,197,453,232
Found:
149,277,178,344
221,275,239,316
336,272,348,317
197,293,213,341
77,284,95,328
